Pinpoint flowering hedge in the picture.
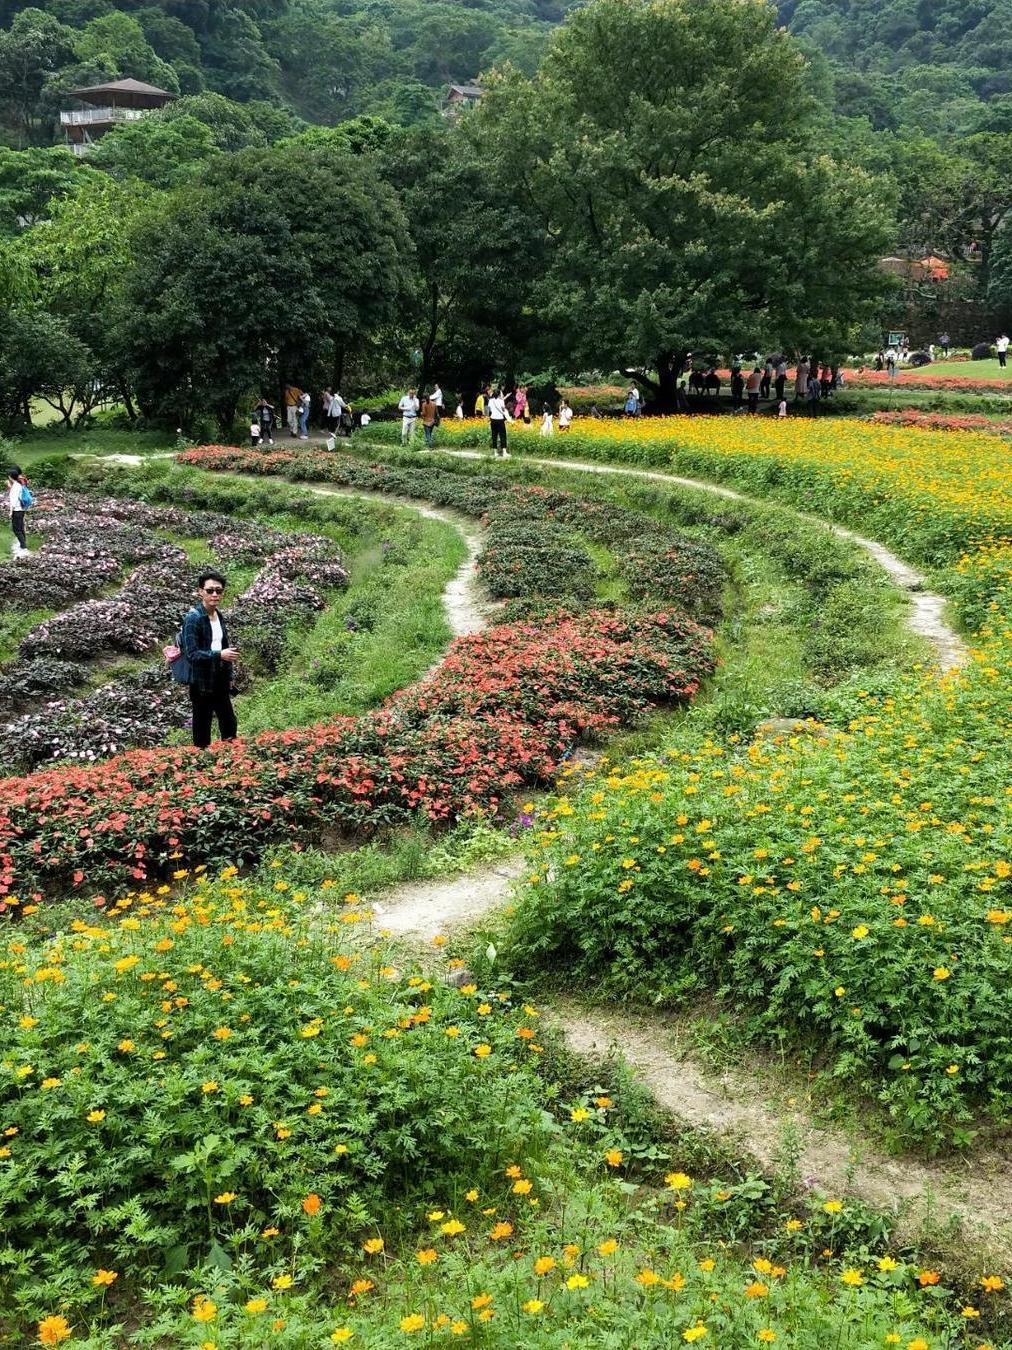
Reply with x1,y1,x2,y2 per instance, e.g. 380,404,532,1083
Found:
177,447,726,624
868,409,1012,434
0,608,711,901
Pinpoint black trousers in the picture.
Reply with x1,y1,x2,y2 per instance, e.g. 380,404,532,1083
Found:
775,375,786,401
10,510,25,550
490,418,508,451
190,681,237,749
1000,351,1007,368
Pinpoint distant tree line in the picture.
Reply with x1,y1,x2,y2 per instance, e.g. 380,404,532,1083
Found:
1,0,1010,431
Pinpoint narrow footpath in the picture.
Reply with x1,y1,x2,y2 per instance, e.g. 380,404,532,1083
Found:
421,446,969,670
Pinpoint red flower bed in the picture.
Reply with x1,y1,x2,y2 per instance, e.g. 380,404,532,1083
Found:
868,410,1012,434
846,368,1010,393
0,611,712,901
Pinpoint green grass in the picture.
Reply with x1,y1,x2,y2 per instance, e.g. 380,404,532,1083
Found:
0,607,55,665
901,357,1012,381
237,512,466,734
4,424,176,470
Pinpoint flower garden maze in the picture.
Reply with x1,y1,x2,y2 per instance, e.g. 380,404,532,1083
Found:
1,427,1010,1348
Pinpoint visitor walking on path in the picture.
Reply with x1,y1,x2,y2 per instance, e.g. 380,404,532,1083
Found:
298,391,311,439
181,571,239,750
760,358,773,400
775,357,787,403
540,404,555,436
420,393,438,448
284,384,302,437
431,383,444,422
254,397,275,444
939,331,951,358
399,388,420,445
488,387,512,457
6,468,29,558
794,357,809,402
997,332,1009,368
514,384,530,424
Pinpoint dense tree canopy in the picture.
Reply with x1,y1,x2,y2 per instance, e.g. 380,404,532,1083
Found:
466,0,891,405
0,0,1009,429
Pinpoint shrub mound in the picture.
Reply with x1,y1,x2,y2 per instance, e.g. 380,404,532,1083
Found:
0,608,712,901
2,873,990,1346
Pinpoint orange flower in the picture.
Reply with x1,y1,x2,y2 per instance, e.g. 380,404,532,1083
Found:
37,1317,72,1345
302,1193,322,1216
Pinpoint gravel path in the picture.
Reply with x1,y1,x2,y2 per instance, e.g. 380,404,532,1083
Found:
426,447,968,670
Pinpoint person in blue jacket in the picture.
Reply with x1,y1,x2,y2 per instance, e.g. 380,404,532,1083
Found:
181,571,239,749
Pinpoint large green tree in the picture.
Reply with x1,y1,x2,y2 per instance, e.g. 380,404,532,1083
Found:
466,0,892,405
201,139,413,392
121,182,320,431
17,174,155,417
387,123,542,397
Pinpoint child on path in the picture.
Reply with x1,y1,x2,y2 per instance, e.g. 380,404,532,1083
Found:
540,405,554,436
250,418,261,448
778,398,787,419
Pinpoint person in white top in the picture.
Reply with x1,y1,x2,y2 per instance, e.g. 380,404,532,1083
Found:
540,405,554,437
398,389,420,444
455,401,464,419
431,383,444,418
487,387,513,457
558,398,573,431
7,469,28,557
997,333,1009,368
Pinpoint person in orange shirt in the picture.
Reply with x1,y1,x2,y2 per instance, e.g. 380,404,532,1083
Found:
284,384,302,438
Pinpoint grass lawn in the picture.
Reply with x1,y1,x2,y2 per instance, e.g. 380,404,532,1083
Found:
904,357,1012,380
5,425,176,469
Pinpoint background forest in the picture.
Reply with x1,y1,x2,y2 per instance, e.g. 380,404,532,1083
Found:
1,0,1011,431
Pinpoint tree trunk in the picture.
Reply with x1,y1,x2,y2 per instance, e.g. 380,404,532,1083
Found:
623,351,686,412
332,345,345,393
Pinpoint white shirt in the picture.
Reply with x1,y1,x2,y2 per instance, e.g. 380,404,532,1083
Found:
398,395,419,418
431,386,444,408
360,412,371,426
331,394,346,414
209,613,223,653
455,404,464,419
487,395,511,420
559,405,573,427
8,481,22,514
997,336,1010,353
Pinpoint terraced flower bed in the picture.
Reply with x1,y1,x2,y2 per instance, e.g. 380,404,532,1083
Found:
3,872,991,1348
430,420,1012,1147
0,493,349,772
0,454,718,900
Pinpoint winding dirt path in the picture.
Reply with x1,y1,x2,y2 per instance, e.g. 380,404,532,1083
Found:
369,858,1012,1258
425,447,969,670
302,484,489,640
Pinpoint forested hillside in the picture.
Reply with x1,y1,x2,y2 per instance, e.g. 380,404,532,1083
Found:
0,0,578,142
778,0,1012,134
